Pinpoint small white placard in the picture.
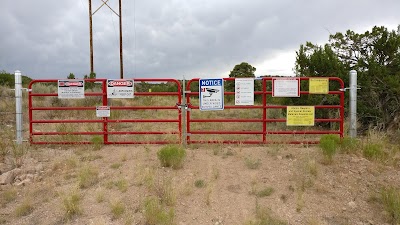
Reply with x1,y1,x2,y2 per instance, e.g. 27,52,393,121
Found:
107,79,134,98
272,78,300,97
58,80,85,99
235,78,254,105
96,106,110,117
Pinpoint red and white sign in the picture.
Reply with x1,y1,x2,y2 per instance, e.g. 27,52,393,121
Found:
58,80,85,99
272,78,300,97
107,79,134,98
96,106,110,117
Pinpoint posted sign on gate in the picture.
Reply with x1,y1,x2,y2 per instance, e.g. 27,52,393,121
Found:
58,80,85,99
235,78,254,105
199,78,224,111
107,79,134,98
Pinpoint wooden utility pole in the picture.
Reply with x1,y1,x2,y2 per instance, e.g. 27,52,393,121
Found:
119,0,123,79
89,0,123,78
89,0,94,74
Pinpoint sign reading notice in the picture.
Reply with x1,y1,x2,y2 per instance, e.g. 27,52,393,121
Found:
107,79,134,98
286,106,315,126
96,106,110,117
235,78,254,105
199,78,224,111
309,78,329,94
272,78,300,97
58,80,85,99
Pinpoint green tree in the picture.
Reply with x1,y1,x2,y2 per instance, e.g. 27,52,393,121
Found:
226,62,261,102
67,73,75,79
83,72,96,90
295,25,400,131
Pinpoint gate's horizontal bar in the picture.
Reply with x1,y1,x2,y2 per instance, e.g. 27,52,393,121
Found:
107,119,179,123
31,120,103,123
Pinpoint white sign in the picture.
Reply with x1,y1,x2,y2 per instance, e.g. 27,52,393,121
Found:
96,106,110,117
272,78,300,97
107,79,134,98
58,80,85,99
199,78,224,111
235,78,254,105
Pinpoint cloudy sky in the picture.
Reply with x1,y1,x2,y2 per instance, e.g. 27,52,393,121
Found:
1,0,399,79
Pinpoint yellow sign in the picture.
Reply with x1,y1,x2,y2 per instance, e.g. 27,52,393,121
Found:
309,78,329,94
287,106,315,126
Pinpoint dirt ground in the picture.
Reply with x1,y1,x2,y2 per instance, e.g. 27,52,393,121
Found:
1,143,399,225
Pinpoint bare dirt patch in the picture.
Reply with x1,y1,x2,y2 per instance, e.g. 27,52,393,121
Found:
0,144,399,225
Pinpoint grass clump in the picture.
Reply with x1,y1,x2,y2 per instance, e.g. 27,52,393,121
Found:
15,200,33,217
194,179,206,188
115,179,129,193
78,166,99,188
143,197,174,225
157,145,186,169
319,134,340,163
110,162,123,169
254,187,275,198
63,191,82,219
154,177,176,206
110,200,125,220
363,143,386,161
1,188,17,207
91,135,103,150
245,203,287,225
245,157,261,170
380,188,400,224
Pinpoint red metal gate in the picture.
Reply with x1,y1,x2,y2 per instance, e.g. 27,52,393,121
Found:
185,77,344,144
28,78,182,145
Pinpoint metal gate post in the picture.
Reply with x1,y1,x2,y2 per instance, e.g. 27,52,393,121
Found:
14,70,23,145
349,70,357,138
181,77,187,147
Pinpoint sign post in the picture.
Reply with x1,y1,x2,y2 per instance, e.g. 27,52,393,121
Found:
199,78,224,111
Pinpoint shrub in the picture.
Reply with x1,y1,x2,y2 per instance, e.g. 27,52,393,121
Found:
157,145,186,169
143,197,174,225
15,200,33,217
363,143,385,161
319,134,340,163
78,166,99,188
194,179,206,188
339,137,359,153
110,200,125,220
63,191,81,219
245,158,261,169
380,188,400,224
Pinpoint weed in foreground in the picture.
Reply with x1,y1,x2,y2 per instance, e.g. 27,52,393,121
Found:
254,187,275,198
63,190,82,219
154,177,176,206
363,143,386,161
0,188,17,207
319,134,340,163
78,166,99,189
194,179,206,188
380,188,400,224
245,200,287,225
110,162,123,170
157,145,186,169
91,135,103,150
110,200,125,220
143,197,174,225
245,157,261,170
15,200,33,217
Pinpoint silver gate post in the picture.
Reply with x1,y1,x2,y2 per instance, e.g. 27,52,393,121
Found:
349,70,357,138
182,77,187,147
14,70,23,144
